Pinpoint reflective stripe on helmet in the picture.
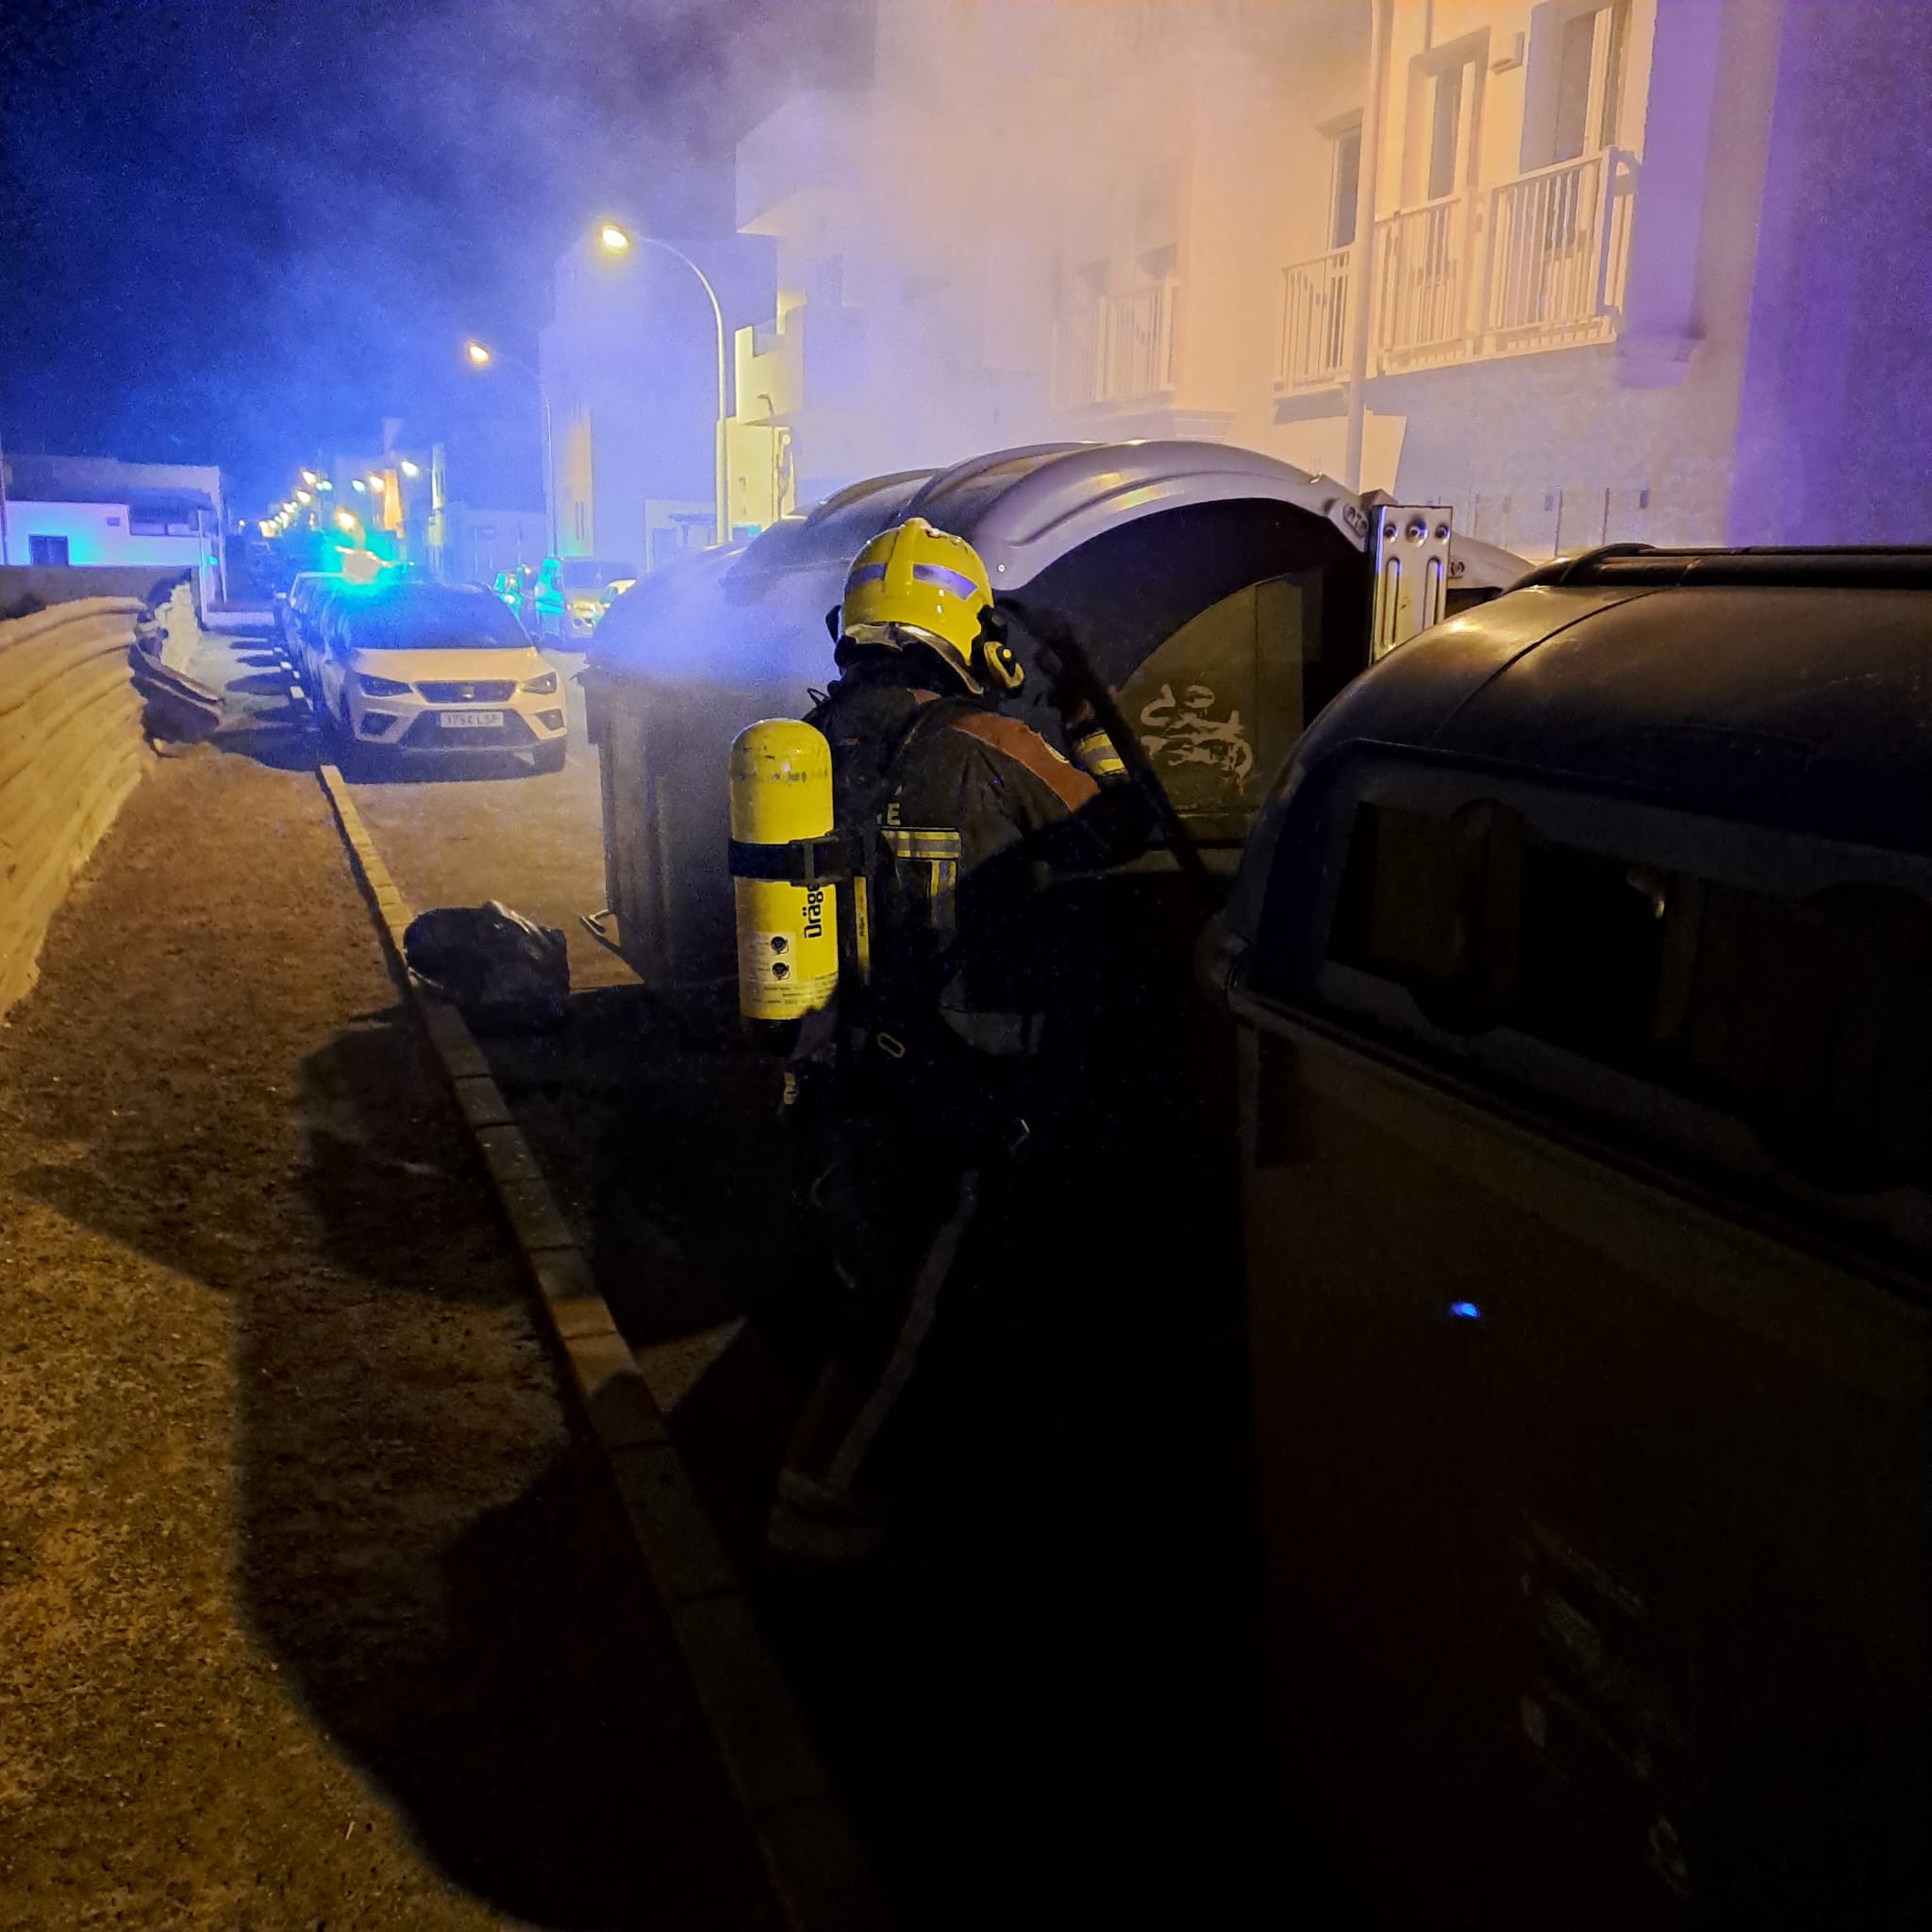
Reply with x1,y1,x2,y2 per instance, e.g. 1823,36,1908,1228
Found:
909,561,981,601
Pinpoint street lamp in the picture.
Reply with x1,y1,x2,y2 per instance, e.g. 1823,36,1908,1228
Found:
335,509,358,534
463,337,557,556
399,458,421,479
597,221,728,548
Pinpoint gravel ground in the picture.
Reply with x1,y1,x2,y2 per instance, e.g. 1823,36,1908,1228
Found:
0,718,775,1929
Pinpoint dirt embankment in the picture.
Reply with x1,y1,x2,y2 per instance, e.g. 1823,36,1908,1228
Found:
0,740,774,1930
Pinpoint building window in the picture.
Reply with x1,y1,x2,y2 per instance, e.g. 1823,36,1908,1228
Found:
1328,118,1363,250
128,516,197,536
1553,1,1630,158
28,534,70,565
1406,35,1486,207
1525,0,1632,169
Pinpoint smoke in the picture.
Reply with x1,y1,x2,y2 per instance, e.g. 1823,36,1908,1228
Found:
0,0,862,510
738,0,1359,493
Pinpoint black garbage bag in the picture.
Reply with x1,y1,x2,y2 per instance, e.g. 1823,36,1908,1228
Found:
403,900,570,1029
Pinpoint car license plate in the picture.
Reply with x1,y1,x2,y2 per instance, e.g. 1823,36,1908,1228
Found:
441,709,504,729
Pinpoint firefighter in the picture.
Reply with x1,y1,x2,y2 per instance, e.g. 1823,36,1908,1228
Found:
767,517,1140,1563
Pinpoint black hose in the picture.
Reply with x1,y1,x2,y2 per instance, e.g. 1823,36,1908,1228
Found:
994,596,1215,903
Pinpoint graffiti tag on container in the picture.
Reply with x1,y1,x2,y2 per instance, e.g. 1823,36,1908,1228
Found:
1139,682,1254,785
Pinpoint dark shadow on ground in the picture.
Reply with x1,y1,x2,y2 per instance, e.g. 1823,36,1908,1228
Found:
236,651,285,669
479,978,1294,1928
12,1002,775,1931
210,718,317,772
741,1197,1286,1930
476,985,789,1346
343,750,563,787
226,671,297,697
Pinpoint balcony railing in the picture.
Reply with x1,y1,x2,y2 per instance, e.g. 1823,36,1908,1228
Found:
1053,279,1181,410
1483,148,1638,350
1278,246,1352,390
1375,192,1474,368
1274,149,1641,387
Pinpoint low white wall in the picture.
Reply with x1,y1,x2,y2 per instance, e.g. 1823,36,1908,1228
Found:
0,596,151,1016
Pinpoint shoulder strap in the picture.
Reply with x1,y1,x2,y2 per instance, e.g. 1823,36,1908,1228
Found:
942,708,1099,811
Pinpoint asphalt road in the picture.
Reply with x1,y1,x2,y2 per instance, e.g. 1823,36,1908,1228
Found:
334,646,635,993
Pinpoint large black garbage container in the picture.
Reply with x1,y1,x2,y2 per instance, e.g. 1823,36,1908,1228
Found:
1208,548,1932,1925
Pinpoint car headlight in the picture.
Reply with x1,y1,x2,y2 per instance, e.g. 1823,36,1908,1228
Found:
521,671,559,694
356,672,412,697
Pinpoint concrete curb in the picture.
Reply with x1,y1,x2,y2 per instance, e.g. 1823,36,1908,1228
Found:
312,758,885,1932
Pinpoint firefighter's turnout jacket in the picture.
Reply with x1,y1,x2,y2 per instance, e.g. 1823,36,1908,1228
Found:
807,658,1125,1073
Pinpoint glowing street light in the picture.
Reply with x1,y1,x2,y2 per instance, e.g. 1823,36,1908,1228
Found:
463,337,555,554
335,509,358,534
595,221,727,547
366,474,387,494
295,489,313,505
399,458,421,479
300,469,319,486
351,478,367,493
317,477,333,491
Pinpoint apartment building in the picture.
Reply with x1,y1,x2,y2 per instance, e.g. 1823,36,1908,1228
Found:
730,0,1932,555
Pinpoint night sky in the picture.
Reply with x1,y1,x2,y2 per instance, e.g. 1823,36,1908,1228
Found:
0,0,862,514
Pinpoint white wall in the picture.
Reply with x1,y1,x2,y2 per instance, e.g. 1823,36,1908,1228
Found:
8,501,215,600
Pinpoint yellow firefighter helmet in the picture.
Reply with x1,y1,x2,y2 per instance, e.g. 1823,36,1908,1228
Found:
835,518,1022,695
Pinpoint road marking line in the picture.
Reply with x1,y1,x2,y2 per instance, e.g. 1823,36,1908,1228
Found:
311,759,882,1932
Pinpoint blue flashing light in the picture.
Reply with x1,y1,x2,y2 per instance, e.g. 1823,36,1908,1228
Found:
1448,1300,1481,1322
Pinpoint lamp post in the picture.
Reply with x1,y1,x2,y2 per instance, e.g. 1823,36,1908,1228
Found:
463,339,557,557
597,223,729,548
1342,0,1392,494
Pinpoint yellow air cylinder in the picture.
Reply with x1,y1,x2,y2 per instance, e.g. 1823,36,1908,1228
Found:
728,718,840,1022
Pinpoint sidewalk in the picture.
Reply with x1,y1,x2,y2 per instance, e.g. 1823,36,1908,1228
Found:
0,697,777,1926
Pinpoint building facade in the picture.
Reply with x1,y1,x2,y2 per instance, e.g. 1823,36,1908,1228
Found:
728,0,1932,555
1,453,227,604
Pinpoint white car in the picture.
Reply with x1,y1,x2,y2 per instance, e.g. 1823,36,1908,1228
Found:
312,581,567,774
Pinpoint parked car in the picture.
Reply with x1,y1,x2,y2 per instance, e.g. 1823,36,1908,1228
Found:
1208,544,1932,1924
531,556,637,641
309,580,567,775
279,571,337,688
